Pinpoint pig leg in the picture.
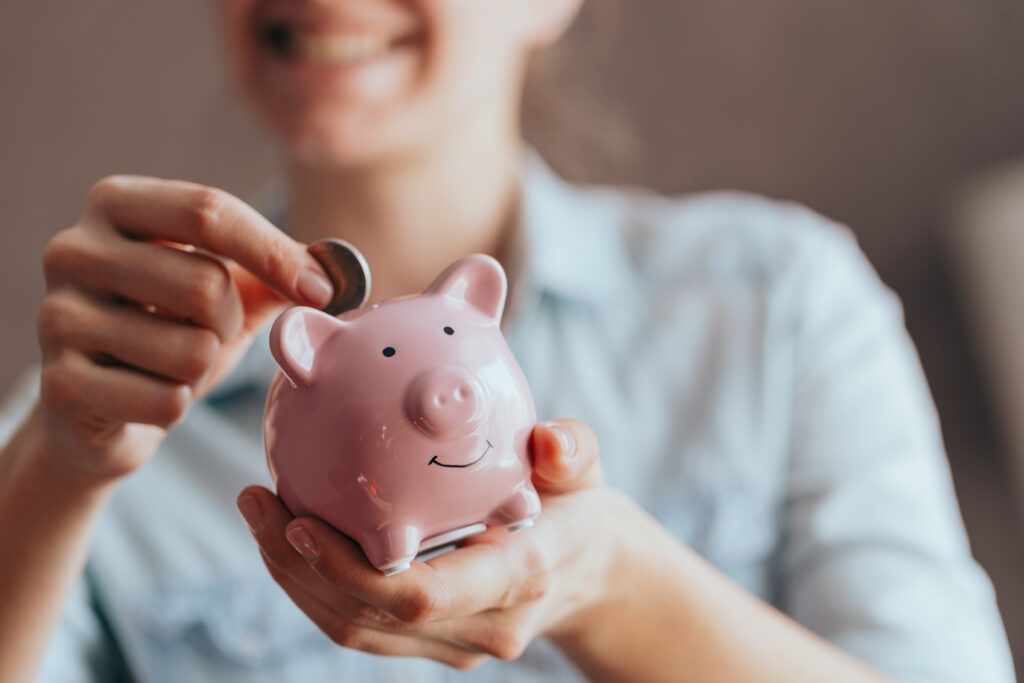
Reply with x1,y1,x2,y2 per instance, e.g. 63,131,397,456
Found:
360,525,422,576
487,483,542,532
505,518,535,533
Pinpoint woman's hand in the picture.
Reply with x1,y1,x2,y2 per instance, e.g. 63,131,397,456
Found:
35,175,333,483
237,418,627,670
241,417,896,682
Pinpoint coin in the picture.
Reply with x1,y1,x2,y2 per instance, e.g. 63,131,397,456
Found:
307,238,372,316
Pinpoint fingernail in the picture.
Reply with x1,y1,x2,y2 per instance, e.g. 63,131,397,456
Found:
237,495,264,534
542,421,576,459
286,525,320,563
296,267,334,308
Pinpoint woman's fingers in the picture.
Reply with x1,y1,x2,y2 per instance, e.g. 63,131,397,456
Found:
531,418,603,493
237,488,457,636
43,229,245,341
40,350,191,431
237,486,392,612
38,289,221,386
85,175,332,308
237,488,470,644
260,556,487,669
238,486,541,662
244,494,552,624
225,262,291,335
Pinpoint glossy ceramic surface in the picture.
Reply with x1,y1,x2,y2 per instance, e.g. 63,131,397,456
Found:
264,254,541,574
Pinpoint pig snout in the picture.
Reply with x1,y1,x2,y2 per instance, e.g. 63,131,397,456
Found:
404,366,488,438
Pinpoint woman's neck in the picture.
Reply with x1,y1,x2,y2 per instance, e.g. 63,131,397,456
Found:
285,119,522,305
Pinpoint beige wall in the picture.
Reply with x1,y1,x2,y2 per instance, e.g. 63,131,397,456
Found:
0,0,277,393
3,0,1024,674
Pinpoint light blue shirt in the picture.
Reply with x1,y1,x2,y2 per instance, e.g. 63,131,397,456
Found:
3,155,1014,682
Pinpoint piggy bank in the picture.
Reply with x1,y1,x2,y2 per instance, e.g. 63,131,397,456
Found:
263,254,541,575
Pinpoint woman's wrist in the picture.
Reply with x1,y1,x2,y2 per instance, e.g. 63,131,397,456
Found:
2,403,120,500
544,491,892,683
542,488,663,660
0,403,120,683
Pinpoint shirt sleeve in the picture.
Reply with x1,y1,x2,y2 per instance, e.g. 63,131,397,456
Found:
35,571,130,683
778,223,1016,682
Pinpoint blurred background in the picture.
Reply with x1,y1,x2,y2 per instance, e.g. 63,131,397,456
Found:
1,0,1022,675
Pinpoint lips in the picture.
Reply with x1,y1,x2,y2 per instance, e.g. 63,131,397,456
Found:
262,26,392,64
256,2,422,66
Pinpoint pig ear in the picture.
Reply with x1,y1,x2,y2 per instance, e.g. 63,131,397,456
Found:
424,254,507,323
269,307,345,387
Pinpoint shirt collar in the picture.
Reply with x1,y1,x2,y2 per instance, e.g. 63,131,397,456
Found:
206,151,634,402
516,150,634,308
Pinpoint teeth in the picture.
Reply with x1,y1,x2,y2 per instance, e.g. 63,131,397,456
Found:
294,33,390,64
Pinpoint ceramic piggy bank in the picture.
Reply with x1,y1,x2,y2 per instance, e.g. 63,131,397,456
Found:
263,254,541,575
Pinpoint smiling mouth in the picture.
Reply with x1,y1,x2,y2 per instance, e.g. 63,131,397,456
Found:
260,23,422,65
429,440,493,469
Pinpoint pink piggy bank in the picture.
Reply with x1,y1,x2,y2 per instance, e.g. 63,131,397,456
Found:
263,254,541,575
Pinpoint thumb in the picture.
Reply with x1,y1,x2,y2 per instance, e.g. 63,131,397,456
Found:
531,418,603,494
188,263,294,399
229,262,297,335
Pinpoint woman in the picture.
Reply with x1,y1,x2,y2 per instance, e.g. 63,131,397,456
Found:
0,0,1015,681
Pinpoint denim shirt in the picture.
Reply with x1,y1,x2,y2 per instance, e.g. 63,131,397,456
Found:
3,156,1013,682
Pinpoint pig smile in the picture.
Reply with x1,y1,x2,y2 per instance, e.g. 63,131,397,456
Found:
429,440,493,468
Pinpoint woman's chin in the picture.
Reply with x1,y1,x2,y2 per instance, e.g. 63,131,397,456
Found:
245,41,428,167
261,44,421,106
274,116,412,169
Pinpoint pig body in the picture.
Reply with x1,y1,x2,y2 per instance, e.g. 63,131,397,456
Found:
263,255,541,575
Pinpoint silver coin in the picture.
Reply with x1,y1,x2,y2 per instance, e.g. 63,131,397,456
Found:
307,238,371,315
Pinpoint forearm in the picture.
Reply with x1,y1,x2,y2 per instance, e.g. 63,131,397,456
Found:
549,498,892,683
0,404,115,683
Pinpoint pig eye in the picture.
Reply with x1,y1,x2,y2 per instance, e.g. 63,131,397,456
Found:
443,326,455,335
382,347,396,357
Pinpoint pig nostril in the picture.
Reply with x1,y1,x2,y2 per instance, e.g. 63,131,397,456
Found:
454,387,465,401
